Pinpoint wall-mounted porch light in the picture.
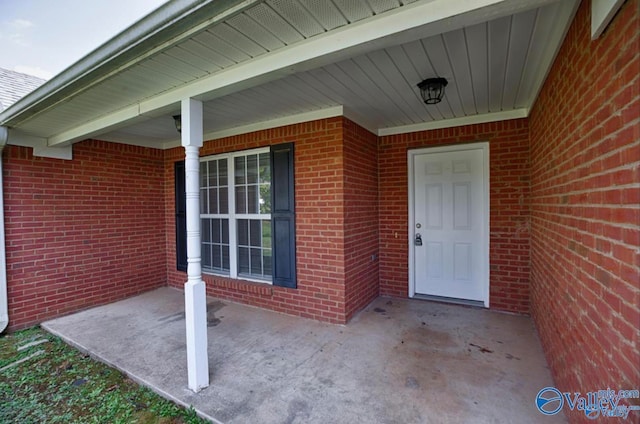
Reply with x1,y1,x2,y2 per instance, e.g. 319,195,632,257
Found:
417,77,448,104
173,115,182,133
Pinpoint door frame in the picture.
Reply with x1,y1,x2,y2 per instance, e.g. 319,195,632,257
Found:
407,142,490,307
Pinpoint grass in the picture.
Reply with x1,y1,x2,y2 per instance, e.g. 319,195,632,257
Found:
0,327,209,424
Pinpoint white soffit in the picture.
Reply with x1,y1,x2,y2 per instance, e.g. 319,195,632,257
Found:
3,0,579,149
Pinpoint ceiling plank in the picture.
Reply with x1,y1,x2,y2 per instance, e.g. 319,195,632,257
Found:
422,35,466,118
301,68,387,123
501,8,537,110
442,28,477,116
245,3,305,45
362,49,425,124
146,53,206,83
488,15,511,112
180,38,236,69
299,0,348,31
400,39,452,120
385,43,441,122
210,23,269,58
332,0,373,23
163,44,224,75
195,29,252,64
226,12,287,52
267,0,325,37
367,0,401,15
515,0,578,109
46,0,566,146
465,22,490,114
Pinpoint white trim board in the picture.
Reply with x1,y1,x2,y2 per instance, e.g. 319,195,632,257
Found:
591,0,625,39
379,109,528,137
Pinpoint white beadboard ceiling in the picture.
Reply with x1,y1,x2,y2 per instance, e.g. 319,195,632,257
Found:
3,0,579,150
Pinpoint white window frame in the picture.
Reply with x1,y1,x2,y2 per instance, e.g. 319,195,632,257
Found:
200,146,272,284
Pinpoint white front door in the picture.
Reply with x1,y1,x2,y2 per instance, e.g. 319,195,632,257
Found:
409,143,489,306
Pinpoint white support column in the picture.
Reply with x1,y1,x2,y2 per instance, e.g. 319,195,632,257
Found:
181,98,209,392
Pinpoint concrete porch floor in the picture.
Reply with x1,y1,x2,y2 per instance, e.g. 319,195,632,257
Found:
42,287,564,423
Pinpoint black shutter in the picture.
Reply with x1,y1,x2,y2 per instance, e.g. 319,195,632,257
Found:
175,161,187,272
271,143,296,288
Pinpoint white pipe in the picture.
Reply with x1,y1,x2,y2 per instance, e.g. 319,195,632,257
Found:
0,125,8,332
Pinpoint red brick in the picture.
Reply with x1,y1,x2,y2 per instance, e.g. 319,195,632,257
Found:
529,2,640,421
4,141,166,330
379,120,531,313
164,117,371,324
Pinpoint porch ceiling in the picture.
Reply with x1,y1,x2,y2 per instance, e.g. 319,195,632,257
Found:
1,0,578,151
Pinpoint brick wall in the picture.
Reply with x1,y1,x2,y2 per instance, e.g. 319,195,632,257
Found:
529,1,639,421
378,120,531,313
343,118,379,320
165,117,352,323
3,141,166,330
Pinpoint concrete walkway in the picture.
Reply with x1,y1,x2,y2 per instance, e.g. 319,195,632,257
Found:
42,287,564,423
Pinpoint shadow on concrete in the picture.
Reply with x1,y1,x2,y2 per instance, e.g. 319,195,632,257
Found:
42,287,565,423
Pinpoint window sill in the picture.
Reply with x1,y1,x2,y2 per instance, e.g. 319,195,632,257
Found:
202,274,273,296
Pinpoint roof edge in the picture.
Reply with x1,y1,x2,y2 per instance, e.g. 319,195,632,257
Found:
0,0,261,127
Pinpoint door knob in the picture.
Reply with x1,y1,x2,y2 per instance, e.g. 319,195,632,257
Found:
415,233,423,246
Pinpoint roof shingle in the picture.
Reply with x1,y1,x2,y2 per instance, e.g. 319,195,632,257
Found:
0,67,47,111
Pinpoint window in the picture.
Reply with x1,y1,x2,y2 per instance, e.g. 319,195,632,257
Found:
175,142,296,288
200,148,272,281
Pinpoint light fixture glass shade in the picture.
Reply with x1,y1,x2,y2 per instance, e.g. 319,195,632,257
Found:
417,77,448,104
173,115,182,133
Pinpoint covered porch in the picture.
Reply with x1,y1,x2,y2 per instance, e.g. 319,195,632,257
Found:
42,287,563,423
2,1,637,422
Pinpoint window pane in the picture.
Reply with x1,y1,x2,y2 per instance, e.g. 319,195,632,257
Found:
263,249,272,276
247,185,258,214
250,220,261,247
260,184,270,214
247,154,258,184
222,246,230,270
200,162,207,187
208,188,218,214
200,188,207,214
212,245,222,269
262,220,271,249
202,243,211,269
235,156,245,184
211,160,219,186
238,219,248,246
202,219,211,243
235,186,246,214
212,219,221,243
221,218,229,244
250,248,262,274
259,153,270,184
238,247,250,274
201,216,230,273
219,187,228,214
218,160,228,186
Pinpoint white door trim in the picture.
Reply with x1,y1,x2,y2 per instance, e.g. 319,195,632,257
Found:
408,142,490,307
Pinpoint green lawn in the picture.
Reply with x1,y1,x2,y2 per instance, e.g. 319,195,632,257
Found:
0,327,209,424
